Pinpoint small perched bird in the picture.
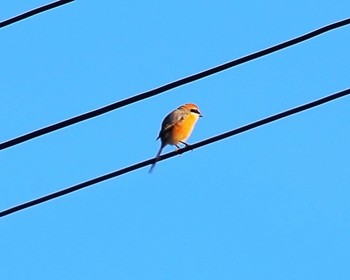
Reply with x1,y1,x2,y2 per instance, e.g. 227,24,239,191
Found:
149,103,202,173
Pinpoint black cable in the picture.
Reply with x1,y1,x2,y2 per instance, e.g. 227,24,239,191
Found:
1,18,349,151
1,88,349,218
0,0,74,28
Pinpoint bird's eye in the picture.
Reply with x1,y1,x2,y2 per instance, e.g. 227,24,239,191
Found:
190,108,200,114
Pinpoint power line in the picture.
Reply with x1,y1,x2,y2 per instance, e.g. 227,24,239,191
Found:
0,0,74,28
1,18,349,151
1,88,349,218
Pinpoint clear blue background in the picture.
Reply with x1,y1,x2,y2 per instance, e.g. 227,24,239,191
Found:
1,1,349,279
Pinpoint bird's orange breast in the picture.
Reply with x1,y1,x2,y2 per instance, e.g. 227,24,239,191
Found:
168,113,198,145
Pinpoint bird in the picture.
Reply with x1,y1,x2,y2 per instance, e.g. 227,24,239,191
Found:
149,103,202,173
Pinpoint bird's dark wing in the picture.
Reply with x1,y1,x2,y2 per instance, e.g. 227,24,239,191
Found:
157,108,188,139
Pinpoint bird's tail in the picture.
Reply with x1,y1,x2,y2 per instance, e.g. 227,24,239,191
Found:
149,145,164,173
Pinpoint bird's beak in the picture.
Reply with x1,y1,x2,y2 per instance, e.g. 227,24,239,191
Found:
199,113,203,117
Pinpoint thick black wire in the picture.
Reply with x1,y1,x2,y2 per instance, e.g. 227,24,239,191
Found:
1,18,349,151
0,0,74,28
1,88,349,218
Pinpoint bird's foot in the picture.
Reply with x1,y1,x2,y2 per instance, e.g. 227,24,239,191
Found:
180,141,193,151
175,144,183,155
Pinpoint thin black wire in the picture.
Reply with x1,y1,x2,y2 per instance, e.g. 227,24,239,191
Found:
0,0,74,28
1,88,349,218
1,18,349,151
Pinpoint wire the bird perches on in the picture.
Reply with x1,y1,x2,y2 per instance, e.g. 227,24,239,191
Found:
1,88,349,218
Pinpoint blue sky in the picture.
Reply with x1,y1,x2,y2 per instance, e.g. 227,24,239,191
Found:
1,1,350,279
